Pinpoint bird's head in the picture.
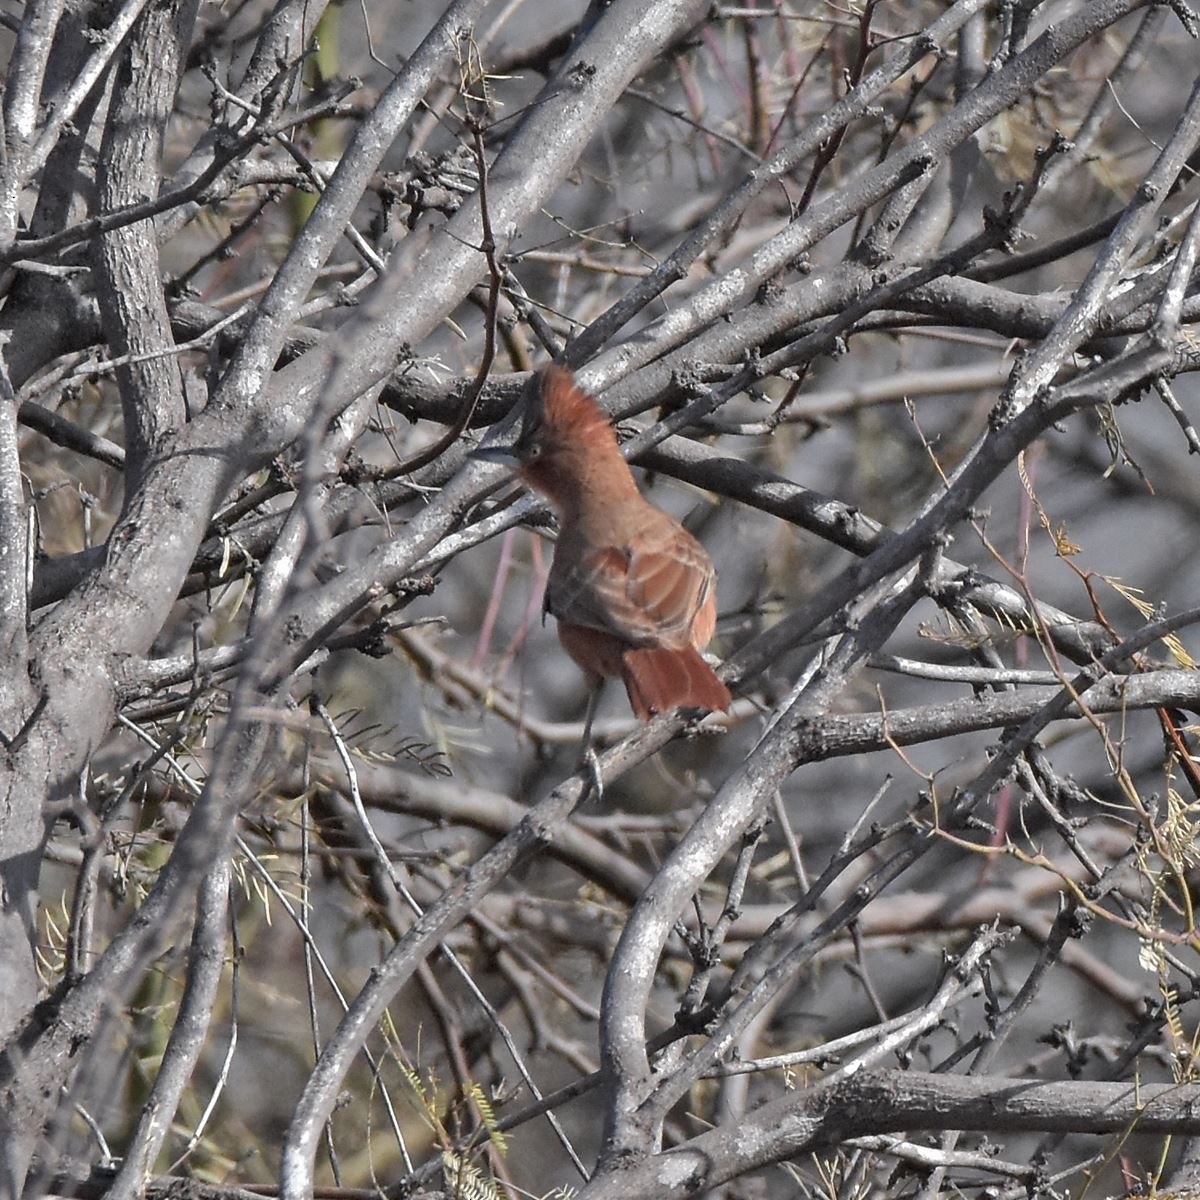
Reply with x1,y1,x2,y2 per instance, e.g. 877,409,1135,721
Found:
472,367,625,508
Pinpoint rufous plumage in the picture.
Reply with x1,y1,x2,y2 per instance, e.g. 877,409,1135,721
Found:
477,366,731,720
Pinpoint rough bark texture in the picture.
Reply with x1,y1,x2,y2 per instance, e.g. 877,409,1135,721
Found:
4,2,1200,1198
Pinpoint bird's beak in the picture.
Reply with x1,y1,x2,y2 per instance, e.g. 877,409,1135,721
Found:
470,443,522,469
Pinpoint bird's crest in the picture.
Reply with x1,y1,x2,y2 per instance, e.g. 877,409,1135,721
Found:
536,366,613,443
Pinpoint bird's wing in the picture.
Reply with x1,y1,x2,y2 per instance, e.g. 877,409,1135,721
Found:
550,525,713,650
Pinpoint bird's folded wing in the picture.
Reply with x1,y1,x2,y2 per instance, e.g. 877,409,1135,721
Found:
550,529,713,649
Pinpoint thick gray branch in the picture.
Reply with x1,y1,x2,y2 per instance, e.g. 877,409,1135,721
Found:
93,0,196,485
577,1069,1200,1199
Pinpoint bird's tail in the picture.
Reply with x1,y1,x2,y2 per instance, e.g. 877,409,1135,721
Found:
621,646,732,721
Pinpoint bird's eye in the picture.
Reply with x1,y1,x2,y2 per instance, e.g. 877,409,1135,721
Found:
525,442,543,460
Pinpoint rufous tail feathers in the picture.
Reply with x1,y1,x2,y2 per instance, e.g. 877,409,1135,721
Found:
620,646,732,720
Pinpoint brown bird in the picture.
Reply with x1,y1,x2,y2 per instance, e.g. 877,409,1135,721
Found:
474,366,731,721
